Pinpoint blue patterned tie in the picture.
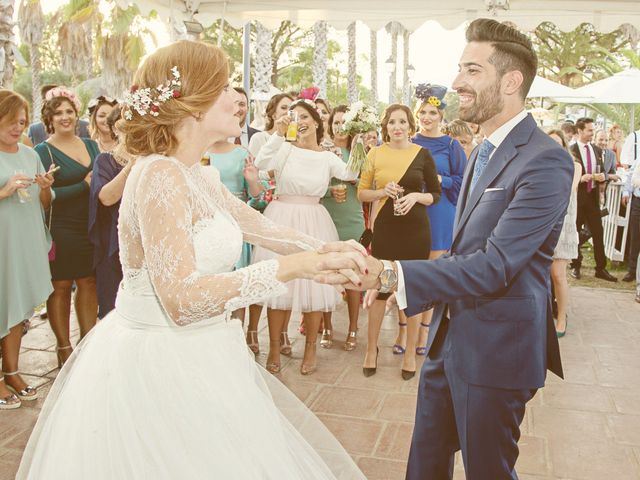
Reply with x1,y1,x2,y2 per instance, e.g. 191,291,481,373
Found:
469,140,495,193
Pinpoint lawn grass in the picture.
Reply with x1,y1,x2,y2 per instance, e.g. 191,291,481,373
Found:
567,243,635,291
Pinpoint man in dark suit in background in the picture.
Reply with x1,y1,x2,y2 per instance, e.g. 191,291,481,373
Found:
317,18,573,479
569,117,617,282
232,87,260,147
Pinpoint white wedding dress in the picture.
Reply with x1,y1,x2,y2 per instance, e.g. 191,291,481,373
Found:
17,155,365,479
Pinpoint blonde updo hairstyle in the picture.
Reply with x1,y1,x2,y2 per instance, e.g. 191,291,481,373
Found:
118,40,229,157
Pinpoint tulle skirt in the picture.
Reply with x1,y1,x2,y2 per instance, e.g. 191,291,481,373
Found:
252,197,341,312
17,288,364,480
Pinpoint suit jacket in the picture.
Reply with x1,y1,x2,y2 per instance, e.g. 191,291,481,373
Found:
570,142,605,208
248,126,261,142
400,114,573,390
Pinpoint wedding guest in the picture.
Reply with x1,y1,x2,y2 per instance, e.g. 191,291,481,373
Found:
466,121,483,145
88,95,119,153
245,92,294,355
595,129,620,182
89,106,134,318
315,98,333,146
232,87,260,148
248,93,294,157
0,89,54,409
253,99,358,375
320,104,365,351
444,119,475,159
27,85,89,145
363,129,379,152
547,129,581,336
34,87,100,366
561,121,577,145
357,104,441,379
608,123,624,166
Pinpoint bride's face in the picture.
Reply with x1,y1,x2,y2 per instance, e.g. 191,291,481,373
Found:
202,84,241,141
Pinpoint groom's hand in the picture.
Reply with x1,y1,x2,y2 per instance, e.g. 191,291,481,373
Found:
315,253,384,291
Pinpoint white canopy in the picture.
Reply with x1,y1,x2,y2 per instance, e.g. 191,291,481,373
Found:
116,0,640,32
526,75,592,100
572,68,640,104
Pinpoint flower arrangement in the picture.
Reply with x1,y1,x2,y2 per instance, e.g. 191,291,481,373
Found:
341,101,379,174
122,66,182,120
44,87,81,112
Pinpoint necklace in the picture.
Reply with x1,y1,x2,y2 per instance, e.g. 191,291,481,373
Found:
98,137,116,153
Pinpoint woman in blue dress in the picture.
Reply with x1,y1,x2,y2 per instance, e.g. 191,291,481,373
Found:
411,84,466,353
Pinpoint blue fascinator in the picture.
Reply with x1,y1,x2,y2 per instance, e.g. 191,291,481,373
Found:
415,83,448,110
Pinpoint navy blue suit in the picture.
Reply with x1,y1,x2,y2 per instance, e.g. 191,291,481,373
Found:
401,114,573,479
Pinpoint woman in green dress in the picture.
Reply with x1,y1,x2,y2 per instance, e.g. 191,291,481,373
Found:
0,90,54,409
34,88,100,367
320,105,365,351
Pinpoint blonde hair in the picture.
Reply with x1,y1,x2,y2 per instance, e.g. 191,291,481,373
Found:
381,104,415,143
414,100,444,121
0,90,29,128
118,41,229,156
444,119,473,139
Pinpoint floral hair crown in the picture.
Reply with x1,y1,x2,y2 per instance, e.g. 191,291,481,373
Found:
415,83,447,110
45,87,81,112
122,66,182,121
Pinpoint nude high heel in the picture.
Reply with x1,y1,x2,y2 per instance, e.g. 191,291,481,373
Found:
56,345,73,368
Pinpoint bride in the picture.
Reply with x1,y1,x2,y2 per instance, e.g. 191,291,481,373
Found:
17,41,367,479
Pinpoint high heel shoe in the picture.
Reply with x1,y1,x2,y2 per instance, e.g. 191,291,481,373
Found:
246,330,259,354
56,345,73,368
401,369,416,380
300,341,317,375
280,332,292,356
392,323,407,354
2,371,38,401
556,315,568,338
320,329,333,349
344,330,357,351
363,347,379,377
416,322,430,356
0,376,21,410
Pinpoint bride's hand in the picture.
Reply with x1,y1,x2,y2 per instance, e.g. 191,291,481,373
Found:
277,250,364,287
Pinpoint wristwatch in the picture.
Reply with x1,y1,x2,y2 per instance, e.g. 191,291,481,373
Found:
378,260,398,293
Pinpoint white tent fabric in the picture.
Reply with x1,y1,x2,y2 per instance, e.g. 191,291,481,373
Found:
116,0,640,32
526,75,592,100
571,68,640,104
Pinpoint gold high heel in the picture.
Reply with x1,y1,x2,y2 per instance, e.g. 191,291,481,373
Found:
280,332,292,356
320,329,333,349
246,330,259,354
266,341,281,374
300,341,317,375
56,345,73,368
2,371,38,401
344,330,357,351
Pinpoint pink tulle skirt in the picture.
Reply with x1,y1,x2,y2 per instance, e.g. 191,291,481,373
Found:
252,196,341,312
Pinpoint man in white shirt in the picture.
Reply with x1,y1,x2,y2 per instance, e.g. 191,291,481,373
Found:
620,129,640,168
230,87,260,147
317,18,573,479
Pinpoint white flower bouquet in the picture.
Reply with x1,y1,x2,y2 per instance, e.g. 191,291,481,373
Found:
341,102,379,175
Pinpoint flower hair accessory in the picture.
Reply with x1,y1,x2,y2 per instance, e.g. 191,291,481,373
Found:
123,66,182,120
298,87,320,101
415,83,448,110
45,87,81,112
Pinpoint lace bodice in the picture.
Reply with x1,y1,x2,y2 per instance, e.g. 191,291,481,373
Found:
118,155,323,326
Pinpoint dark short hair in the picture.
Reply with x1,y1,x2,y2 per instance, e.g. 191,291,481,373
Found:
381,104,416,143
575,117,594,131
560,121,576,136
466,18,537,100
40,84,58,100
233,87,247,101
41,96,79,135
289,99,324,144
264,93,294,131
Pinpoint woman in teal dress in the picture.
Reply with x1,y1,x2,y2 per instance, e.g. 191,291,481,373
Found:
0,90,54,409
320,105,365,351
34,88,100,367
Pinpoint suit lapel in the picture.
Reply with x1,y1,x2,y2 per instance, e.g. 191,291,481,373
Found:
451,115,537,248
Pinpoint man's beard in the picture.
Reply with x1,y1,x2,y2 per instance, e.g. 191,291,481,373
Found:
458,79,503,125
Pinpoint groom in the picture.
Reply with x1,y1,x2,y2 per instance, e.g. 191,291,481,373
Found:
319,18,573,479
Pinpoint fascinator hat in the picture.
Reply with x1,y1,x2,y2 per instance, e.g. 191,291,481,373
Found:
415,83,448,110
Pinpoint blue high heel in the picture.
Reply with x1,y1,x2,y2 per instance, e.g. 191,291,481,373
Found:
392,323,407,354
556,315,568,338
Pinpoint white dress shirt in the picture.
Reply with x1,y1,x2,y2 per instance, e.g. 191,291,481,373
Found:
575,140,596,174
395,110,528,310
620,130,640,167
228,125,249,148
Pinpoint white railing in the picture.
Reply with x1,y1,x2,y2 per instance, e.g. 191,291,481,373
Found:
602,182,631,262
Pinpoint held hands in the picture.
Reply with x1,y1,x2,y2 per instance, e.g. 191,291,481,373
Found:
314,243,384,291
274,115,290,137
394,192,419,216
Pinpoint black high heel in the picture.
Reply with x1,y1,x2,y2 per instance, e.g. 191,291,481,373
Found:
401,369,416,381
363,347,379,377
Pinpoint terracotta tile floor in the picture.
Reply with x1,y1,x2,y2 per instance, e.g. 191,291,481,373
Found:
1,286,639,479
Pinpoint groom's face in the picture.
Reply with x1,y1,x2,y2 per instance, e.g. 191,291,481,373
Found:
453,41,505,126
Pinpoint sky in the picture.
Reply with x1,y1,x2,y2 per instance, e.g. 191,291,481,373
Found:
38,1,468,101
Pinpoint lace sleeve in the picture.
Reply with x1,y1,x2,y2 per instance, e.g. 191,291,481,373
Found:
136,159,287,325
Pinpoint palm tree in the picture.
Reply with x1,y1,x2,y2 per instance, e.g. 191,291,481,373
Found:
0,0,16,88
58,0,98,80
18,0,44,121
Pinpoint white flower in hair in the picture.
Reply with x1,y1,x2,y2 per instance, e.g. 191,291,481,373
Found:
123,66,183,120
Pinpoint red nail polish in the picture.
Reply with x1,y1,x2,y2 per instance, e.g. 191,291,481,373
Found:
365,269,369,274
358,282,362,287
